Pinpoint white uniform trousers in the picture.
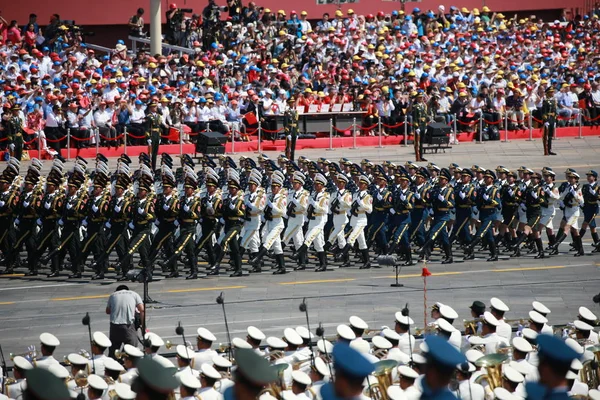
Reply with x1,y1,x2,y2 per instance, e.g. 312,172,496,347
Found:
348,215,368,250
240,216,261,252
262,217,285,254
304,215,327,251
328,213,348,247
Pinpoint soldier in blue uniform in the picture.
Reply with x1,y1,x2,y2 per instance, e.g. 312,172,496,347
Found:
579,170,599,253
464,170,501,262
420,168,454,264
388,171,414,265
368,166,393,255
449,169,477,246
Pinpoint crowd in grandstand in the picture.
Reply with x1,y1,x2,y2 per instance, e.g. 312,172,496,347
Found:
2,4,600,154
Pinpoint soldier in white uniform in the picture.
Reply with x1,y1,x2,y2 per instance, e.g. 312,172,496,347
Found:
281,371,312,400
383,329,411,365
198,364,223,400
469,312,506,355
245,326,266,355
119,345,144,385
241,169,266,267
113,383,136,400
102,358,124,400
394,313,416,356
250,171,288,274
453,363,485,400
532,301,553,335
4,356,31,400
539,169,560,245
174,345,198,400
89,331,112,377
337,175,373,267
66,353,90,391
510,337,539,382
578,307,600,344
323,174,352,254
490,297,512,342
528,311,549,335
291,173,330,272
307,357,330,400
144,333,170,366
178,371,201,400
87,375,108,400
283,171,309,270
34,333,61,370
212,355,233,394
193,328,218,370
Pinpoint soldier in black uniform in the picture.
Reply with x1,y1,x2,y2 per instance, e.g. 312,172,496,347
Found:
32,169,63,276
148,171,179,277
449,169,477,246
161,170,202,279
196,169,222,272
145,102,163,170
409,92,428,162
3,166,40,274
208,170,246,277
78,174,110,279
284,100,299,161
497,171,520,249
6,105,25,161
511,172,545,258
541,87,557,156
0,166,19,272
388,172,414,265
368,167,393,256
90,173,133,281
114,176,156,281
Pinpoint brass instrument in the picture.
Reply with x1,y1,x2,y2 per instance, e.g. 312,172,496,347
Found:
258,363,288,398
3,377,16,386
372,360,398,400
114,349,125,360
373,348,389,360
504,318,527,328
9,351,35,362
414,325,436,336
267,350,285,362
463,319,481,336
474,353,508,390
165,340,174,350
579,359,599,390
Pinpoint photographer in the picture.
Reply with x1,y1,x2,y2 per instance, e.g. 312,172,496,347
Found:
202,0,224,48
166,3,192,46
106,285,144,359
226,0,243,23
242,1,261,24
128,8,145,38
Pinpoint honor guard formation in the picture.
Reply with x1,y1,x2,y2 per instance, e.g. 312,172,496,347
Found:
2,298,600,400
0,154,599,279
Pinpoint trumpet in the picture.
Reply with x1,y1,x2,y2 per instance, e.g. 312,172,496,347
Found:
463,318,482,336
165,340,174,350
114,349,125,360
9,351,35,361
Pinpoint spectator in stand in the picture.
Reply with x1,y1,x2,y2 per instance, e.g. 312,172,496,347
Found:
22,13,40,35
6,20,22,44
23,24,38,51
42,14,60,48
128,8,145,38
94,101,117,149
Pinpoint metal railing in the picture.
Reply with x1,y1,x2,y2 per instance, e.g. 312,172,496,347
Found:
128,36,196,55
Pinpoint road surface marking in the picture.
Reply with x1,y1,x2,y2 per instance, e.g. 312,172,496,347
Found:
51,294,110,301
279,278,356,285
0,283,80,292
167,285,246,293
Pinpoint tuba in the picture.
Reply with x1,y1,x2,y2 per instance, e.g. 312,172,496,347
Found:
463,319,481,336
364,360,398,400
474,353,508,390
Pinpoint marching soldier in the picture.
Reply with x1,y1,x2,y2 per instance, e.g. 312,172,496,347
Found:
79,173,110,279
0,165,19,273
161,169,202,279
241,169,266,270
32,167,64,277
410,168,430,248
410,91,428,162
197,168,222,272
149,169,179,278
4,356,32,399
145,101,163,170
324,174,352,255
368,167,393,256
338,175,373,269
388,172,414,265
511,172,546,258
580,170,600,253
114,175,156,281
283,171,310,271
250,170,288,274
497,171,520,249
449,169,477,246
420,168,454,264
209,170,246,277
541,87,557,156
291,173,330,272
6,105,25,161
548,171,584,256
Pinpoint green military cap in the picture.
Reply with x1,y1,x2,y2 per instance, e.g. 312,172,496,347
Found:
135,357,178,393
235,348,278,386
26,368,71,400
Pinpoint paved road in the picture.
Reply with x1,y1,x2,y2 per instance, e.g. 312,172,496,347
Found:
0,136,599,359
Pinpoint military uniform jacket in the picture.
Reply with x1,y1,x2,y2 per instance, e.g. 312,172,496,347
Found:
87,193,110,223
372,186,392,213
244,188,266,219
145,112,162,138
287,188,309,218
39,191,63,221
351,190,373,217
391,186,414,215
17,189,41,222
330,188,352,216
132,197,155,229
413,183,429,209
5,379,26,400
265,191,287,220
581,182,599,206
524,184,545,213
108,194,133,223
63,193,87,223
155,193,179,223
411,103,428,127
221,192,245,227
541,98,557,123
6,116,24,142
501,183,520,208
455,182,477,209
477,184,501,215
560,184,583,208
200,189,222,222
0,188,19,218
309,189,330,217
179,195,201,228
430,185,455,215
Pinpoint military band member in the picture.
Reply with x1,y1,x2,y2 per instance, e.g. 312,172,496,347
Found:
4,356,31,400
79,174,110,280
291,173,330,272
541,87,557,156
250,171,288,274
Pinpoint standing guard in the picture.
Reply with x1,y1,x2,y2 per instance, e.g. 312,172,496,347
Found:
541,87,557,156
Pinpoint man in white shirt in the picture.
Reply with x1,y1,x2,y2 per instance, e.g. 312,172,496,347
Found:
34,333,61,370
453,363,485,400
94,101,117,148
198,364,224,400
490,297,512,342
193,328,218,370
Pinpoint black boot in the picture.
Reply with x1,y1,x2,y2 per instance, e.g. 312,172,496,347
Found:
294,251,307,271
591,231,600,247
273,254,287,275
464,237,481,260
290,244,307,261
359,249,371,269
441,243,453,264
315,252,327,272
487,240,499,262
403,247,414,266
418,241,432,261
534,238,546,259
574,236,585,257
549,231,567,254
510,232,528,254
323,241,332,253
251,247,268,269
546,233,556,249
593,240,600,254
91,272,105,280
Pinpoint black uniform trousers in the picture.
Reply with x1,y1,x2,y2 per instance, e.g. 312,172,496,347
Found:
58,221,81,273
96,221,131,273
148,221,176,270
120,225,152,274
35,220,61,272
171,223,197,273
78,221,106,273
196,218,218,265
11,219,37,269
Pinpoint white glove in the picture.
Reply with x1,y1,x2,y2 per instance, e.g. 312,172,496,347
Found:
244,199,251,207
415,128,420,135
309,198,315,206
36,218,42,226
414,192,421,200
437,194,444,202
483,194,489,201
137,207,145,215
219,218,225,224
27,345,36,355
174,220,180,227
82,219,88,227
114,205,121,213
377,194,383,201
531,191,538,199
155,220,160,227
520,203,527,212
459,191,465,199
591,189,597,196
23,201,30,207
128,222,135,230
162,203,170,211
570,186,576,195
14,218,20,225
266,199,273,208
58,219,64,226
9,144,15,151
559,200,565,208
292,198,300,206
390,208,396,215
105,221,111,229
147,139,152,145
44,202,51,209
184,204,190,212
544,122,549,127
0,201,4,207
92,205,99,212
229,202,235,209
508,189,514,196
66,203,72,210
400,194,406,201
